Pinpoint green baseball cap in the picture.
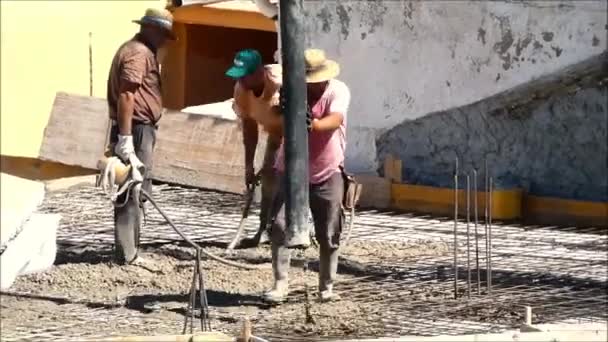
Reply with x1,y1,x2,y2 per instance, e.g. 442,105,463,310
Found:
225,49,262,79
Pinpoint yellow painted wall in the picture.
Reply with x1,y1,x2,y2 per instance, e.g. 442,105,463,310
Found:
0,0,163,158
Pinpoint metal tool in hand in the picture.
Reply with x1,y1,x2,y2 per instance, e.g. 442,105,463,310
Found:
97,156,277,333
226,170,263,251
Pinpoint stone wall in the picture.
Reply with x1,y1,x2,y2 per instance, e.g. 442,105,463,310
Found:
301,0,607,174
376,57,607,201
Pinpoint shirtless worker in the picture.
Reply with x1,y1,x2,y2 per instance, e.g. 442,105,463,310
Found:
106,8,174,265
226,49,283,245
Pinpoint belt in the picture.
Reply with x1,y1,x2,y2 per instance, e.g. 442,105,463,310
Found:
111,119,158,129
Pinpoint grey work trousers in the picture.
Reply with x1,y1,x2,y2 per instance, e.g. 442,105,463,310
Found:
269,171,344,291
259,137,281,233
109,122,157,264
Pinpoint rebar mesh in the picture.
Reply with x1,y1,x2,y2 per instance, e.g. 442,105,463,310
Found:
1,184,606,341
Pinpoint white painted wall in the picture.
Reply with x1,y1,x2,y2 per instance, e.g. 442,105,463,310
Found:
302,0,607,173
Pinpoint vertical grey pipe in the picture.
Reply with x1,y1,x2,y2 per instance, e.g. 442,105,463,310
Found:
484,158,489,294
453,158,459,299
488,177,493,294
466,174,471,299
473,169,480,295
279,0,310,248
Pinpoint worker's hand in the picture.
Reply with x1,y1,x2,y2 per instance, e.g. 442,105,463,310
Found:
245,165,256,187
278,87,285,111
115,135,136,162
128,154,145,183
306,110,314,132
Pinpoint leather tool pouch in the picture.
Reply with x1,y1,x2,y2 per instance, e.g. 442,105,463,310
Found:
340,167,363,210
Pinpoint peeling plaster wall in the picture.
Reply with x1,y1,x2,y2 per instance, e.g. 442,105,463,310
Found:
376,82,607,202
302,0,607,175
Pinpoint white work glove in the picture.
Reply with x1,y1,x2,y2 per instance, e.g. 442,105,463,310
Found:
115,135,135,162
115,135,145,182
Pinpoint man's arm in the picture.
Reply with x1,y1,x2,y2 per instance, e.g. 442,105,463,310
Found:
117,82,139,135
311,112,343,131
243,117,259,173
233,85,259,183
117,50,146,135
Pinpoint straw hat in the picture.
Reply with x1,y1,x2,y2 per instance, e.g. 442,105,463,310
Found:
305,49,340,83
133,8,176,40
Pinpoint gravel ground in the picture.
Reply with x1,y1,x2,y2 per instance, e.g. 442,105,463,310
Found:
1,240,450,340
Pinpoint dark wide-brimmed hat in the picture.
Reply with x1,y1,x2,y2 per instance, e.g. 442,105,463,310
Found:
133,8,176,40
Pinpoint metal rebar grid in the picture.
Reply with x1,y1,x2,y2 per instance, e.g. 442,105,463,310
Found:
2,184,605,341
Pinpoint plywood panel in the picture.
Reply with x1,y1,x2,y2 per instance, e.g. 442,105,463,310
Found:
39,93,267,194
152,110,267,193
38,92,110,170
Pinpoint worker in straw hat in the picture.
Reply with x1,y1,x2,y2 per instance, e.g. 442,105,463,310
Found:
105,8,175,265
264,48,351,303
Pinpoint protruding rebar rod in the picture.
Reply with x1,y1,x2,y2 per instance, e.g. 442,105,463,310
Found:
488,177,493,294
196,249,211,331
525,306,533,325
473,169,480,295
453,158,459,299
466,173,471,299
484,158,489,294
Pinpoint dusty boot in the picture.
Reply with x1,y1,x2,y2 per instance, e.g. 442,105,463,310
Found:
318,245,340,302
319,284,341,303
263,238,291,304
259,230,270,244
262,280,288,304
253,228,270,245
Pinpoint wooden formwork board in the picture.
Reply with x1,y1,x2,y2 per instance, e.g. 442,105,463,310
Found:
96,332,233,342
379,154,608,224
39,92,267,194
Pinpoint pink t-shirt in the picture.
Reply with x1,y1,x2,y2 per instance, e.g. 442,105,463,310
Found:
274,79,351,184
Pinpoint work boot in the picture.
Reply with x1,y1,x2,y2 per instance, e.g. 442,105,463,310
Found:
283,222,312,249
253,229,270,245
319,284,341,303
259,230,271,244
129,255,149,266
262,280,288,304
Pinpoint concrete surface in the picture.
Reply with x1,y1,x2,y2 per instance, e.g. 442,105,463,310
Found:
302,0,607,174
0,213,60,289
0,173,45,249
340,322,607,341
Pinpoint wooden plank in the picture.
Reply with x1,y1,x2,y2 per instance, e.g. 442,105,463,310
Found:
355,174,391,209
152,110,267,193
97,332,232,342
39,92,109,170
382,154,402,183
383,154,395,181
523,195,608,227
39,93,266,194
393,158,403,183
391,183,523,220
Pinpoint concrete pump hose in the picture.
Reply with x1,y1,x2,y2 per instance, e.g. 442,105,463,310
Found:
140,190,270,270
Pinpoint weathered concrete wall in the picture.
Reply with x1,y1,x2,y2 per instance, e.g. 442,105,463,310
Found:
376,68,607,201
302,0,607,173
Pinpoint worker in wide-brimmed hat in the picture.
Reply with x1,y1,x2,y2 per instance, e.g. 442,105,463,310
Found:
264,49,351,303
105,8,175,266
